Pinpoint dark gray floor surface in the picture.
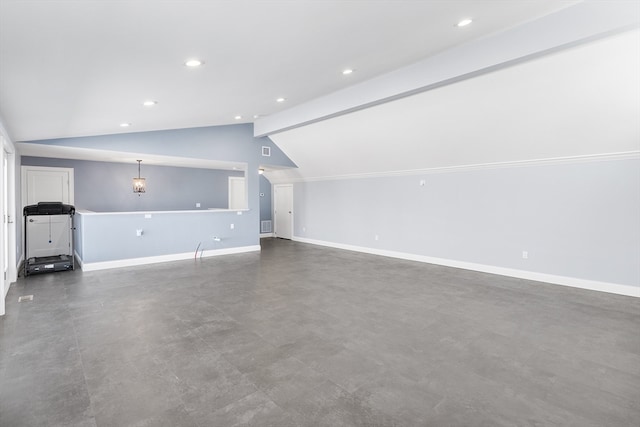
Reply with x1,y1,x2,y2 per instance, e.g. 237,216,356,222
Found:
1,238,639,426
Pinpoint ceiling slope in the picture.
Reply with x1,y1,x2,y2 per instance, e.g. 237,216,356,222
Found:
266,28,640,183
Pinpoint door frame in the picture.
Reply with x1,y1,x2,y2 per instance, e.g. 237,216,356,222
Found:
1,136,16,316
273,184,293,239
20,165,75,268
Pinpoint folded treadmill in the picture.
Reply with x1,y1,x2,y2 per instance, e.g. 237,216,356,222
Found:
23,202,75,276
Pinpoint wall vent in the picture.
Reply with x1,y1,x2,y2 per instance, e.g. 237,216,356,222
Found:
261,146,271,157
261,220,272,233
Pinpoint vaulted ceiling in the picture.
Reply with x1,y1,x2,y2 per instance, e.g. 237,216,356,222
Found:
1,0,638,178
266,27,640,182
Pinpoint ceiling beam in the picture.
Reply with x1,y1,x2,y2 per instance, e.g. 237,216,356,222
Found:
254,1,640,138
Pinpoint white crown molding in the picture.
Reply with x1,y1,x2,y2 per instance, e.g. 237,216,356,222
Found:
270,151,640,184
292,237,639,298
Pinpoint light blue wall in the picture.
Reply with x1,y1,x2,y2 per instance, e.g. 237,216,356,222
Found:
22,156,243,212
293,158,640,288
22,124,296,237
76,210,255,264
259,175,272,224
73,212,83,260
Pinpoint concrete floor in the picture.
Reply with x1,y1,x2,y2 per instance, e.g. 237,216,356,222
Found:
0,238,638,426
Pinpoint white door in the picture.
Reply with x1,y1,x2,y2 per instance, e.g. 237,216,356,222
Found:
228,176,246,209
22,166,74,206
21,166,74,266
274,184,293,240
26,214,72,258
1,148,8,316
3,151,8,277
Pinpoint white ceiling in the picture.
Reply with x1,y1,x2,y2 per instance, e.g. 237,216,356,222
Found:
0,0,578,142
2,0,638,182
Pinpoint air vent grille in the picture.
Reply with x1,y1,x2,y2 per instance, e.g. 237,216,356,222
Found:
261,220,272,233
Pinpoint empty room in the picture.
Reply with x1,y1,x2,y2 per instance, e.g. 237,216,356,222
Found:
1,1,639,426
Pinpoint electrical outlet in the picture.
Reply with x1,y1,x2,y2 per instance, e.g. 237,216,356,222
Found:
522,251,528,259
212,236,221,242
196,202,201,208
136,229,143,237
375,234,379,241
420,179,426,186
230,223,234,229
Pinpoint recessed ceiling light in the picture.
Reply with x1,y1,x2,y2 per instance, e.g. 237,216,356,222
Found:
143,100,157,106
276,97,286,103
185,59,204,67
457,18,473,27
253,114,260,119
234,115,242,120
342,69,354,75
120,123,131,127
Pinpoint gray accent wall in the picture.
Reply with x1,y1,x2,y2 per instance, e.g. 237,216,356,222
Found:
22,157,243,212
293,157,640,288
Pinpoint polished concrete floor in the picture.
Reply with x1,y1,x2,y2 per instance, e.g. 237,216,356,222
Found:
1,238,639,426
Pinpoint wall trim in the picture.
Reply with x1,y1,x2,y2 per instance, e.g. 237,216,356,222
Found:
74,251,83,271
292,236,639,298
275,151,640,183
260,233,274,238
78,245,261,272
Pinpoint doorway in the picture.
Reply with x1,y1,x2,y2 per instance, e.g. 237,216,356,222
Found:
274,184,293,240
20,166,74,275
228,176,247,210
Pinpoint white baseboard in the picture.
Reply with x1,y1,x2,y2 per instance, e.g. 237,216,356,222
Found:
292,236,639,298
74,251,83,270
260,233,274,238
78,245,261,272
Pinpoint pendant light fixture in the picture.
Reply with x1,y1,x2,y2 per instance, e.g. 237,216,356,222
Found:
133,160,146,195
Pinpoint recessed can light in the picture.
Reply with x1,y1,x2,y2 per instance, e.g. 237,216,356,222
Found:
234,115,242,120
143,100,157,106
342,69,354,75
457,18,473,27
253,114,260,119
185,59,203,67
120,123,131,127
276,97,286,103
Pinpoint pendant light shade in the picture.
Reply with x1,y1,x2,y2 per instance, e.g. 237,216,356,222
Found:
133,160,146,194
